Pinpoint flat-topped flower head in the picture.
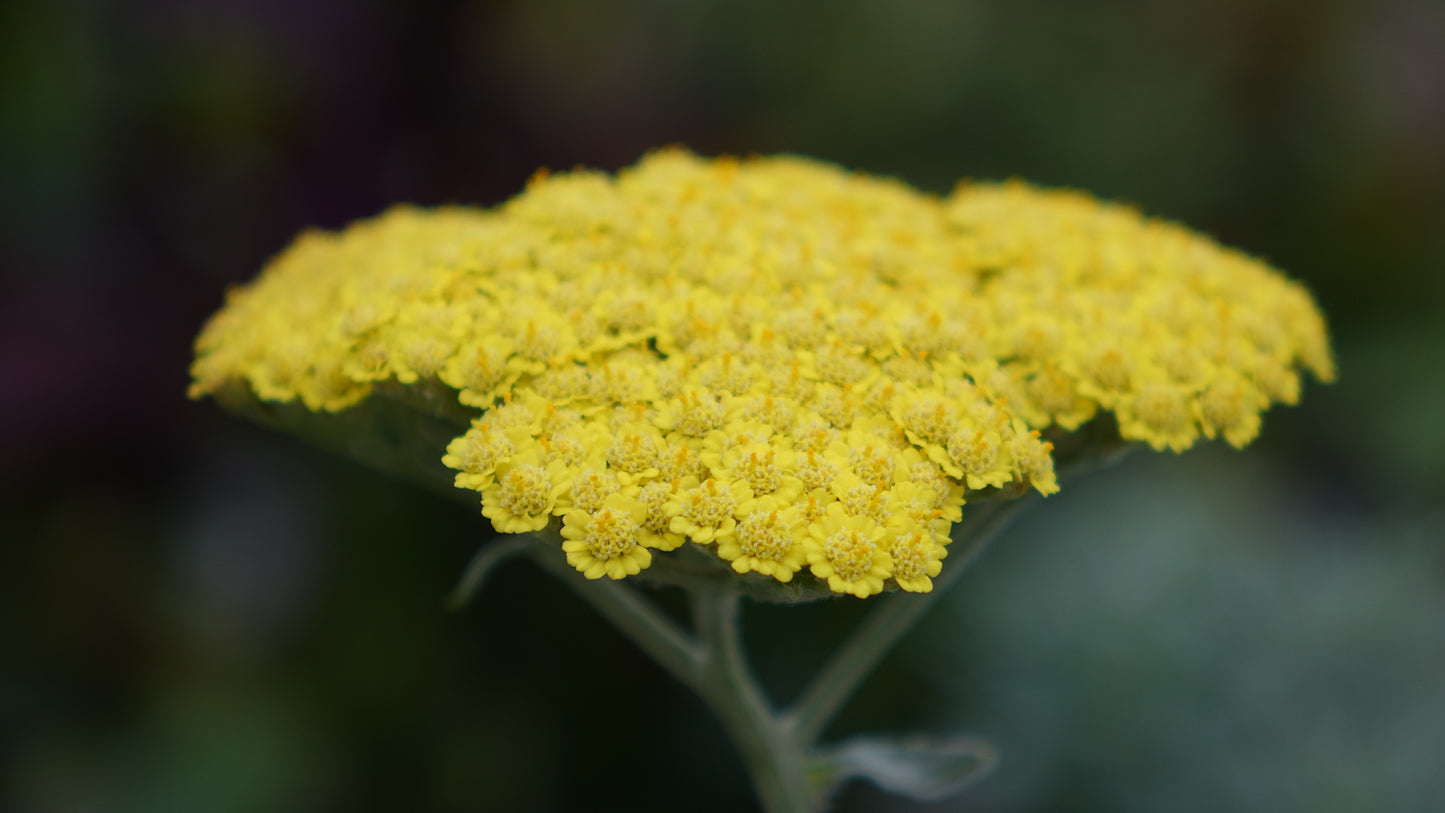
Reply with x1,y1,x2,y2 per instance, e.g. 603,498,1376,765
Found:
190,148,1334,599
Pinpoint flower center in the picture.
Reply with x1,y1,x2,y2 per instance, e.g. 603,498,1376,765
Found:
824,528,876,582
466,344,509,391
736,449,784,495
569,469,620,514
947,429,999,477
453,431,513,473
582,507,642,560
657,441,702,481
499,465,552,516
517,320,559,362
849,444,895,488
675,392,725,436
637,481,676,534
683,479,738,527
889,529,932,582
1135,384,1188,433
537,432,588,468
608,431,660,473
796,451,839,491
736,511,794,561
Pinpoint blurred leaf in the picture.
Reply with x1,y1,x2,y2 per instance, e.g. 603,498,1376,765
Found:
811,732,997,802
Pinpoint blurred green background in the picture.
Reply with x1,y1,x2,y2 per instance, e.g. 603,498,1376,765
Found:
3,1,1442,811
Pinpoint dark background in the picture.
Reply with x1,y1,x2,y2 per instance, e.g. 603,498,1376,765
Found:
4,1,1443,811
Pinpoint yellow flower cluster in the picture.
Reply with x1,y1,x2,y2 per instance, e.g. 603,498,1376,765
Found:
189,149,1333,598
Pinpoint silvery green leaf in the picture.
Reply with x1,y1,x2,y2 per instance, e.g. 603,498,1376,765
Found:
810,733,997,801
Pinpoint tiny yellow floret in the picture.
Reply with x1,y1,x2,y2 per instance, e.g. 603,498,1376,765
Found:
665,476,753,545
560,492,653,579
719,496,808,582
806,503,893,599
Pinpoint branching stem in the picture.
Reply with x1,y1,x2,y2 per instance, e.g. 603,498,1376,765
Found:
694,588,816,812
516,496,1035,812
786,496,1031,746
525,542,706,691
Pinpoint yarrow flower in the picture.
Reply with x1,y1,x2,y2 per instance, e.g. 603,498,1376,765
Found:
189,148,1334,598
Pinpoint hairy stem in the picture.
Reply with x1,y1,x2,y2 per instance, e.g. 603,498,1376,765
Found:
693,588,816,813
518,491,1039,811
447,534,538,609
525,543,706,692
786,496,1031,745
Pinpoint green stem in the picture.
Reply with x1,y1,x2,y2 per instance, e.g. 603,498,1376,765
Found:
786,496,1031,746
524,543,706,692
693,588,816,813
525,546,814,811
447,534,538,610
517,492,1037,812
